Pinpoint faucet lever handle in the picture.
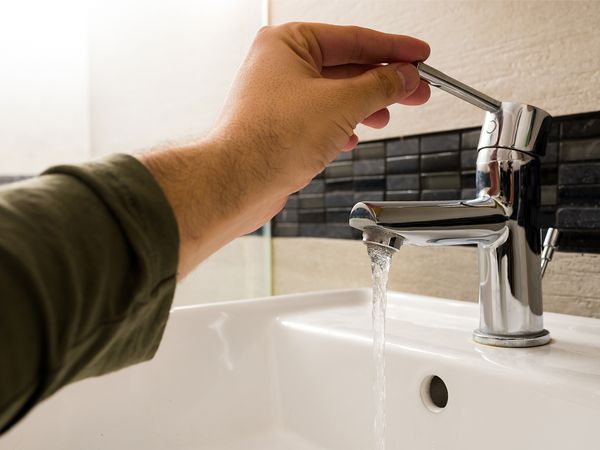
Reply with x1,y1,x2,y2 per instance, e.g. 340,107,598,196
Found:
417,62,502,113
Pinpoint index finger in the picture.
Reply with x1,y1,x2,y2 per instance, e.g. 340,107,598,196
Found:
305,23,430,67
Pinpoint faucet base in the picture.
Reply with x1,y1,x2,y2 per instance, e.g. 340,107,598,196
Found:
473,329,550,348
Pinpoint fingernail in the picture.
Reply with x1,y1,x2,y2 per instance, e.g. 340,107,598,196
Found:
396,64,420,93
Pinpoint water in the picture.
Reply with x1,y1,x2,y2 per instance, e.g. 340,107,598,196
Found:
367,243,396,450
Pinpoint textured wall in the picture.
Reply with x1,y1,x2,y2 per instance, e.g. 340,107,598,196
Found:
270,0,600,140
273,238,600,318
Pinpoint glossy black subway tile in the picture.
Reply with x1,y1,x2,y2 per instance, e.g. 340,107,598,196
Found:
421,172,460,190
354,191,384,203
273,223,299,237
298,194,324,209
559,162,600,185
558,185,600,206
558,230,600,253
540,142,559,164
386,190,420,201
541,185,557,206
324,177,353,191
421,189,461,201
355,142,385,159
325,224,356,239
353,158,385,176
461,150,478,170
276,208,298,223
326,208,351,223
286,195,299,208
299,209,325,223
354,176,385,191
460,129,480,149
386,138,419,157
561,114,600,139
387,174,419,191
421,151,460,172
299,223,326,237
560,139,600,162
420,132,460,154
557,207,600,229
386,155,419,174
325,191,354,208
461,171,476,189
325,161,353,179
461,188,477,199
300,179,325,194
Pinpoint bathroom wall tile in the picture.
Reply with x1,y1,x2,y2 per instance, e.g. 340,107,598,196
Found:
561,115,600,139
299,223,326,237
460,150,478,170
325,191,354,208
387,174,419,190
354,191,384,203
325,161,353,178
559,162,600,185
541,185,557,206
386,190,420,201
541,165,559,185
285,194,299,208
421,151,460,172
420,132,460,154
354,176,385,191
276,208,298,223
273,223,298,237
386,137,419,157
299,209,325,223
557,207,600,229
300,179,325,194
461,188,477,199
355,142,385,159
560,139,600,162
333,150,353,161
461,171,476,189
326,208,351,223
541,142,559,164
421,172,460,190
325,177,353,191
325,224,356,239
421,189,461,201
279,110,600,254
558,185,600,206
558,230,600,253
386,155,419,174
353,158,385,176
298,194,324,209
461,129,480,149
538,207,557,228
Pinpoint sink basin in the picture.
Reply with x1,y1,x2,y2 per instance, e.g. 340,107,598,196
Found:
2,289,600,449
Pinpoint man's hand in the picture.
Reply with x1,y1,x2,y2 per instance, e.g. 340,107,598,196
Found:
139,23,430,277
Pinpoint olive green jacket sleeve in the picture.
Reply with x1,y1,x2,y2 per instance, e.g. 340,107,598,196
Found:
0,154,179,433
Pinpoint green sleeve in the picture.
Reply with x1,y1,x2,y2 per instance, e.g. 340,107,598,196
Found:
0,154,179,433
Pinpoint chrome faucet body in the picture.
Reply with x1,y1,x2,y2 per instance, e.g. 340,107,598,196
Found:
350,65,553,347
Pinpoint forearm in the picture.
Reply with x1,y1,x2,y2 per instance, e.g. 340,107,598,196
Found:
0,155,179,433
137,137,287,278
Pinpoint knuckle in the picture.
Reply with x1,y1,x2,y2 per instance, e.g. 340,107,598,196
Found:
370,69,397,99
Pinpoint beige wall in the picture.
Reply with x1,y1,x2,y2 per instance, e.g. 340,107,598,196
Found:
267,1,600,319
270,0,600,139
273,238,600,318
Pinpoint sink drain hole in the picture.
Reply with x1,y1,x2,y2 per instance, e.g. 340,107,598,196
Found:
420,375,448,412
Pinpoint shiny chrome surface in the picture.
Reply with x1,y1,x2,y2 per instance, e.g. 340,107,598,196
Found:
350,64,553,347
417,62,501,112
541,228,560,278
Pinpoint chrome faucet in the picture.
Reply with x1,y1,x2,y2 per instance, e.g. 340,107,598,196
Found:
350,63,554,348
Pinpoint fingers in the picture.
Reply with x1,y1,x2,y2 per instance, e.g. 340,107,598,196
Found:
342,134,359,151
361,108,390,129
342,63,421,121
305,23,430,67
321,63,380,79
398,80,431,105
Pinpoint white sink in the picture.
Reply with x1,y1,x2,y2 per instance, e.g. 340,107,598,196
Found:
2,289,600,449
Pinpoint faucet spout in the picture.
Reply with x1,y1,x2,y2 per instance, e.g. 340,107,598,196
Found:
350,197,508,248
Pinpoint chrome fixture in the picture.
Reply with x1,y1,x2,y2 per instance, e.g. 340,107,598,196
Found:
350,63,554,348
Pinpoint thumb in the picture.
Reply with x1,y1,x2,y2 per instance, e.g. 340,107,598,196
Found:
345,63,420,122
